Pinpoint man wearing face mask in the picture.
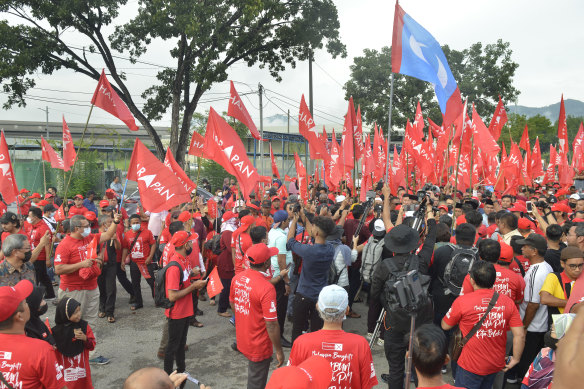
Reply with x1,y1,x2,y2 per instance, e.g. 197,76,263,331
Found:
0,233,50,287
42,204,58,233
122,214,157,310
27,207,55,300
54,212,121,365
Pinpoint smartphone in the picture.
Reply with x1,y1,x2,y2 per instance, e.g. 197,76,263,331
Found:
526,201,532,212
185,373,200,385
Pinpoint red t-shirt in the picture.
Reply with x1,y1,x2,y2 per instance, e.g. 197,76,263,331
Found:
68,205,89,217
0,333,65,389
460,264,525,303
0,201,6,217
165,252,193,319
232,231,252,274
17,196,31,216
418,385,462,389
29,220,51,261
123,228,155,264
54,233,102,291
159,227,171,245
510,255,530,276
54,324,96,389
443,288,523,375
229,269,278,362
288,329,378,389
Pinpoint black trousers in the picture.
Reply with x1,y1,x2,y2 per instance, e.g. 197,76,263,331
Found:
383,327,418,389
274,279,288,336
347,265,361,308
117,262,134,297
367,295,384,338
218,278,232,313
34,260,55,299
129,262,155,307
164,316,190,375
517,331,545,379
97,260,117,316
291,293,323,343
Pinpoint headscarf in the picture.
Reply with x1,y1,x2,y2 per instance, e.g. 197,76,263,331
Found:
221,217,238,233
51,298,88,357
25,286,55,346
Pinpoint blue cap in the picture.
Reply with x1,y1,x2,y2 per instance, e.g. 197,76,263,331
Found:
272,210,289,228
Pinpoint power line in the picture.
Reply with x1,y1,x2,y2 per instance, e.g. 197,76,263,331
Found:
312,60,344,88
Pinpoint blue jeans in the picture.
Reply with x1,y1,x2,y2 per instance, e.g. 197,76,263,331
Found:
456,365,497,389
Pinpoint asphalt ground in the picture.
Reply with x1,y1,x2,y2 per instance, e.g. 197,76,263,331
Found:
43,274,462,389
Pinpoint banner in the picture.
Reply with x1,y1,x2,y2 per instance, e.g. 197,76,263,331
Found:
91,69,139,131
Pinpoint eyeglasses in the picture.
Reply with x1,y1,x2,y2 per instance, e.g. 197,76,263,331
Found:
567,263,584,270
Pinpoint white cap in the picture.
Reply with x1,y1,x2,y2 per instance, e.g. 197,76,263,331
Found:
570,194,581,200
374,197,383,203
373,219,385,233
335,195,346,203
317,285,348,314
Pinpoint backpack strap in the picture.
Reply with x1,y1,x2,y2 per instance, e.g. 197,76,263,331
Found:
513,257,526,277
554,272,571,299
461,292,499,346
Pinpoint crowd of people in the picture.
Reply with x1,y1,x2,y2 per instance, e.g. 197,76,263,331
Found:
1,175,584,389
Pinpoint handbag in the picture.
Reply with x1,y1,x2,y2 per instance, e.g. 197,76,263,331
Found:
450,291,499,362
125,229,142,265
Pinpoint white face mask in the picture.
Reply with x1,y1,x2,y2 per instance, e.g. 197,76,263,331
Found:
26,217,33,224
131,224,140,232
81,227,91,237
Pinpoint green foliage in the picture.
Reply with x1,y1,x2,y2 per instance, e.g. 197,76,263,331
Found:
344,40,519,138
0,0,346,166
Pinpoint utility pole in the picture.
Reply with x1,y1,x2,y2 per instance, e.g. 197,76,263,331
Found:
258,83,264,176
38,106,50,139
287,109,290,134
307,50,313,172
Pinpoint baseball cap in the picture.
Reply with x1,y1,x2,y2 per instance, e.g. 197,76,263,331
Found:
105,189,118,199
560,246,584,261
99,200,110,208
30,193,41,199
44,193,55,199
335,195,346,203
517,218,532,230
273,210,289,224
499,241,514,263
84,212,97,221
246,243,278,265
74,194,83,200
0,280,34,321
508,204,527,213
240,215,256,228
246,200,260,211
372,219,386,237
456,215,467,225
516,233,547,252
0,212,18,225
317,284,349,314
438,205,448,212
222,211,237,222
551,203,571,214
170,231,191,247
178,211,191,223
266,355,332,389
19,188,29,194
570,194,582,200
271,196,281,202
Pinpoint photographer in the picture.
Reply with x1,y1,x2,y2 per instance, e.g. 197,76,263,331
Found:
370,202,436,389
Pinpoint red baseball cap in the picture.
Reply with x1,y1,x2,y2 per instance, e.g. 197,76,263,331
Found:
222,211,237,222
105,189,118,199
246,201,260,211
178,211,191,223
240,215,256,228
19,188,29,194
44,193,54,199
74,194,83,200
499,241,514,263
37,200,49,207
517,218,531,230
456,215,467,225
246,243,278,265
551,203,571,214
84,212,97,221
170,231,191,247
438,205,448,212
271,196,281,202
0,280,33,321
99,200,110,208
508,203,527,213
266,355,332,389
30,193,41,199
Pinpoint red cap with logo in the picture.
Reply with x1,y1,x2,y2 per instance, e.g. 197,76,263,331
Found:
246,243,278,265
170,231,191,247
0,280,33,321
99,200,110,208
266,355,332,389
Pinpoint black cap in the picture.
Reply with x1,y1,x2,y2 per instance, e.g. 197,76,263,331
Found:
261,200,271,207
0,212,18,224
516,233,547,253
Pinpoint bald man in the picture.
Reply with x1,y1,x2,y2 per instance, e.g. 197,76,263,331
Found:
124,367,211,389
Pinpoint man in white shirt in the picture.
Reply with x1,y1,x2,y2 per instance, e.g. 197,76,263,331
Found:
516,233,553,380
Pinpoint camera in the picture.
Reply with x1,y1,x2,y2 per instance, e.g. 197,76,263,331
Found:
293,203,301,213
535,200,549,209
392,270,428,312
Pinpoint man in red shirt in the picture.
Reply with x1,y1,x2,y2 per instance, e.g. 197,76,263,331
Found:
122,214,156,310
231,213,255,275
0,280,66,389
16,188,32,217
27,207,55,299
288,284,378,389
54,212,121,364
163,231,207,376
442,261,525,389
230,243,284,389
68,194,89,217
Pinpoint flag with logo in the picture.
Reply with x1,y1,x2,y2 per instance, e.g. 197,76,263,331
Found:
227,80,261,140
269,143,280,178
206,267,223,298
91,69,139,131
164,148,197,194
298,95,330,163
62,116,76,171
188,131,205,157
557,94,569,156
41,136,66,170
341,97,356,169
0,131,18,204
294,152,308,200
488,96,508,141
127,138,192,212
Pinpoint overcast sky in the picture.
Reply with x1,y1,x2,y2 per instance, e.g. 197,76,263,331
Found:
1,0,583,131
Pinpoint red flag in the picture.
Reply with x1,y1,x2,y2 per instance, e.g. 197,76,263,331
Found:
471,105,500,158
558,95,569,156
284,174,296,182
91,69,139,131
0,131,18,204
519,125,530,151
127,138,192,212
543,145,557,184
413,101,424,140
203,107,259,199
188,132,205,157
54,204,66,222
428,118,446,138
403,120,433,178
372,124,386,183
277,183,289,199
164,149,197,194
269,143,280,178
359,165,369,202
341,97,356,169
207,198,218,219
354,105,365,160
206,267,224,298
86,235,98,260
227,81,261,140
41,136,65,170
488,96,508,141
298,95,330,163
531,137,544,178
363,134,375,177
294,153,308,200
572,123,584,172
325,129,342,191
62,116,76,171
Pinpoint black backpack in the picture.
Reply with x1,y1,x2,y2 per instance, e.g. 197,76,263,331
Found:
383,255,430,314
154,261,184,309
442,244,478,296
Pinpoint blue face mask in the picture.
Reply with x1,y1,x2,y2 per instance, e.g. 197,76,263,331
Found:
131,224,140,232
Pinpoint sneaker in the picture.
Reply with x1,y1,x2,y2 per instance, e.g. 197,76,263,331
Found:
377,338,384,346
506,377,518,384
89,356,110,365
229,317,235,326
366,332,373,340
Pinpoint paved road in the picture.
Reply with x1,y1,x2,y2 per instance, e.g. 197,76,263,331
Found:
44,275,458,388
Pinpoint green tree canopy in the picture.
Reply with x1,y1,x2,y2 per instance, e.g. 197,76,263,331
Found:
344,39,519,138
0,0,346,165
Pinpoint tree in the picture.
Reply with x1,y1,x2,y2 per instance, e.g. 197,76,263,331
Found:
344,39,519,136
501,113,554,151
0,0,346,166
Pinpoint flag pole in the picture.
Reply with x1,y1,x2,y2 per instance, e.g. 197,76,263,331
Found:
384,73,395,183
63,104,95,207
42,161,47,194
119,178,129,211
454,102,467,198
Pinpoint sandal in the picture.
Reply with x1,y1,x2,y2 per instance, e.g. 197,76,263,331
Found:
209,299,216,306
347,310,361,319
190,319,204,328
98,312,106,318
107,316,116,323
130,304,143,311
